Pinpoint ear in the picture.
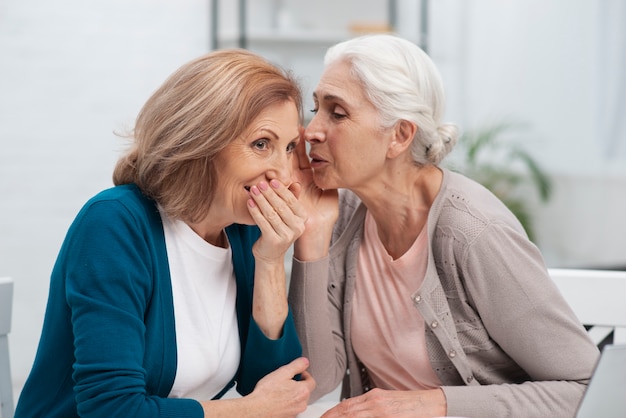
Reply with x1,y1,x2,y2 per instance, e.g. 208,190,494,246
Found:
386,120,417,159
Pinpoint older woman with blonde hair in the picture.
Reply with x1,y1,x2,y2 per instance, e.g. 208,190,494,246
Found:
16,49,315,418
290,34,598,417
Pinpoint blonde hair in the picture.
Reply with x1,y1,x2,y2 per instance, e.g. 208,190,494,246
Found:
113,49,303,223
324,34,457,165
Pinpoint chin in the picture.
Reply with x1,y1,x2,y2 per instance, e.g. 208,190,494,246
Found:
313,173,338,190
234,215,255,226
236,210,256,226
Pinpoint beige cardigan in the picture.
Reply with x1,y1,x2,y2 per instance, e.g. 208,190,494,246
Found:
289,168,599,417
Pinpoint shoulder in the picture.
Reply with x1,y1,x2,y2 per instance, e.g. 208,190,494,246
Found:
85,184,156,214
432,169,527,243
336,189,363,230
64,185,164,255
75,184,160,228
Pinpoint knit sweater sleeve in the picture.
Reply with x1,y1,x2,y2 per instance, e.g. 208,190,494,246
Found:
442,220,599,418
65,197,203,418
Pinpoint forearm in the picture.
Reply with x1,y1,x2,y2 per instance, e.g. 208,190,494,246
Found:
200,392,297,418
443,380,587,418
252,260,288,339
201,397,273,418
289,257,346,401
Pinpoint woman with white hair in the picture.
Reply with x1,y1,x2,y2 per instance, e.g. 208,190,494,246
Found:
290,34,598,417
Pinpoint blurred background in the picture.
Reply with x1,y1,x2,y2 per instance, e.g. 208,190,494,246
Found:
1,0,625,403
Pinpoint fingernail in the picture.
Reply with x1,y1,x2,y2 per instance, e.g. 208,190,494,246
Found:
251,185,260,195
248,198,256,207
258,181,268,191
270,179,280,189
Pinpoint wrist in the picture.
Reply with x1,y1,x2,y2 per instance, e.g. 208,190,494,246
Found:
294,232,331,261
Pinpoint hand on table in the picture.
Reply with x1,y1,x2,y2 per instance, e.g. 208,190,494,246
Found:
200,358,316,417
247,357,317,417
320,388,446,418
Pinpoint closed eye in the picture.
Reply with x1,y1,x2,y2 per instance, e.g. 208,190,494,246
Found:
331,104,347,119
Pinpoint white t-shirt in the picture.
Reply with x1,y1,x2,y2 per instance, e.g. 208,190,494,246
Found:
160,210,240,400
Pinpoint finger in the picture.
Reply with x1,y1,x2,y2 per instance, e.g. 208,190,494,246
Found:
289,181,302,199
267,179,307,220
247,185,277,232
251,180,305,232
278,357,310,379
295,134,311,170
330,397,365,416
320,404,345,418
249,185,291,237
297,370,317,392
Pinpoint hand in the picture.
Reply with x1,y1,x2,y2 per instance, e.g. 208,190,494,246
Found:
291,134,338,261
320,388,447,418
247,178,307,338
246,357,317,417
200,358,316,417
247,178,307,264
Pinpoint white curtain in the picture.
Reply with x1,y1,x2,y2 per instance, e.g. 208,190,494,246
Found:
596,0,626,159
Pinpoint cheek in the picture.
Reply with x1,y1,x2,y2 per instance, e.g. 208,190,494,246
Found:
214,173,248,206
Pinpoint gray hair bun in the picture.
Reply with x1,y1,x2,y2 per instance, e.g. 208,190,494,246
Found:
424,123,459,165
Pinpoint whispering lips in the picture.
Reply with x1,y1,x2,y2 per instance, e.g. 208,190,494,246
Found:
244,186,251,192
309,152,327,166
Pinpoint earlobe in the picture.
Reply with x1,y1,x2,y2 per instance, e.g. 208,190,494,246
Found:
387,120,417,158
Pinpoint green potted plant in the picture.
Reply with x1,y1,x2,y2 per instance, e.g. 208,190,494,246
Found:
447,121,552,242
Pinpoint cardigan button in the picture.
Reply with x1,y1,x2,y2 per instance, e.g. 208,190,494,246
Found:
413,294,422,303
466,375,474,383
431,321,439,329
449,350,457,358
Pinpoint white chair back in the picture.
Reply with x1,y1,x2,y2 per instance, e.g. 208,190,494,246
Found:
548,268,626,346
0,277,14,418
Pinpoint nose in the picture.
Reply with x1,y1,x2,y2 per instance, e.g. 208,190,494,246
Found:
304,113,326,144
265,151,293,187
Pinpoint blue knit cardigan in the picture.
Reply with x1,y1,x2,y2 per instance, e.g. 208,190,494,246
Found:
15,184,302,418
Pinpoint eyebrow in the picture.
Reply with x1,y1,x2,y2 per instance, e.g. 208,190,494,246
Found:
259,128,299,143
259,128,279,140
312,91,347,105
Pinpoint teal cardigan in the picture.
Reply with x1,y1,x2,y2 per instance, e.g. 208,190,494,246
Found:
15,184,302,418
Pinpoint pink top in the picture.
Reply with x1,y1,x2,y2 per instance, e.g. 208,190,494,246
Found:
351,211,441,390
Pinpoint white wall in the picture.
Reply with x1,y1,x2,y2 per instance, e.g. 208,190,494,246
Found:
0,0,210,400
423,0,626,267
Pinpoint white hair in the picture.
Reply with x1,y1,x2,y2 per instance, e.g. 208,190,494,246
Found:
324,34,458,165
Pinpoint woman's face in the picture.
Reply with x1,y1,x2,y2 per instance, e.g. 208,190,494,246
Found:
212,100,300,225
305,59,393,191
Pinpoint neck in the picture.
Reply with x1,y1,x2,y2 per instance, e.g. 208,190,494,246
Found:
358,165,442,259
188,221,228,248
